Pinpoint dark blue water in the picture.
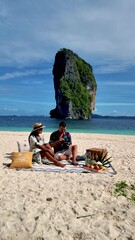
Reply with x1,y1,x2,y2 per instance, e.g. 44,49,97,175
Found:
0,115,135,135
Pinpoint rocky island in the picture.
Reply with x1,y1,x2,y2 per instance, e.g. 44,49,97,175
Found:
50,48,97,119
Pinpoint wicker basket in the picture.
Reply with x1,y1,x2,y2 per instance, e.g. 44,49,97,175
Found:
85,148,107,160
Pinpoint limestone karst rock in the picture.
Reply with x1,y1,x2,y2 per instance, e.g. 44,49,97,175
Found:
50,48,97,119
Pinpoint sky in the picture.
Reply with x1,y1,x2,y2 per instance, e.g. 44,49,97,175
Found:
0,0,135,117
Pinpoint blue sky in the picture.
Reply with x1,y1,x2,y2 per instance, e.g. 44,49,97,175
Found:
0,0,135,116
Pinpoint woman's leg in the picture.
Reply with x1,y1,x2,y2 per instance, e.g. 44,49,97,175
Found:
43,143,55,157
40,151,65,168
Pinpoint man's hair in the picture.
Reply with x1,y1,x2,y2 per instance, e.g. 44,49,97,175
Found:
59,121,66,127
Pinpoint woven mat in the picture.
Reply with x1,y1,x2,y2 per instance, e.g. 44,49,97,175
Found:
5,160,116,174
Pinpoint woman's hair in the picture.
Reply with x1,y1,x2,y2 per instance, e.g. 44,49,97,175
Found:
28,130,38,143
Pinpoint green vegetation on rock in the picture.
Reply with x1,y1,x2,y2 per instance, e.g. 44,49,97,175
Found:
75,58,97,90
60,76,93,118
59,49,97,119
50,48,97,119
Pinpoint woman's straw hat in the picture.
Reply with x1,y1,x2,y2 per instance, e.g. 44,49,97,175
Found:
32,123,46,132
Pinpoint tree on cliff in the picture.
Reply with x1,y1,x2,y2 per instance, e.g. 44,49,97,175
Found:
50,48,97,119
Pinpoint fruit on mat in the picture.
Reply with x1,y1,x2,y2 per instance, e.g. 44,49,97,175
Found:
89,160,97,165
94,165,101,170
86,164,91,168
85,164,106,171
101,166,106,170
90,165,94,169
86,152,111,166
96,161,102,165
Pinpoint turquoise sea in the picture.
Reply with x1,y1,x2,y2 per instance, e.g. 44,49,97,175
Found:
0,115,135,135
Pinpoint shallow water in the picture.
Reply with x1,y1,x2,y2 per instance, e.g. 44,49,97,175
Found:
0,115,135,135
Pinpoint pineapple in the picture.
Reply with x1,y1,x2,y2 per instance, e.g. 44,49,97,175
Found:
85,150,111,167
96,151,112,167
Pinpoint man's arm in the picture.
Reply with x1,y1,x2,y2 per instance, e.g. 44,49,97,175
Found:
49,132,64,148
65,132,72,145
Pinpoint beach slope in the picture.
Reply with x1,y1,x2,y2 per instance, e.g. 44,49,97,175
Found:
0,132,135,240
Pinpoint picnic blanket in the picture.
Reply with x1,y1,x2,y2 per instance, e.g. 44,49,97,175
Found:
3,152,117,174
3,160,117,174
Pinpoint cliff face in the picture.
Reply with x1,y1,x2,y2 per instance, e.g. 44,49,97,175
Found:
50,48,97,119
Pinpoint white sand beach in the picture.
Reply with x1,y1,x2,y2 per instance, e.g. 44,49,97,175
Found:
0,131,135,240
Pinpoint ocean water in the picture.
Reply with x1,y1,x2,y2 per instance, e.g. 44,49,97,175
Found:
0,115,135,135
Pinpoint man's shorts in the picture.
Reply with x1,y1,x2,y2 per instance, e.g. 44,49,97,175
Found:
54,149,72,159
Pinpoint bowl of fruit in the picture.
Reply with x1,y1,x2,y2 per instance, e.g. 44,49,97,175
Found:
84,151,112,173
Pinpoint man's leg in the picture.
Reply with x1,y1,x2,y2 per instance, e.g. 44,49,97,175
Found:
58,154,69,161
71,145,78,165
54,151,69,161
55,146,78,164
63,145,78,165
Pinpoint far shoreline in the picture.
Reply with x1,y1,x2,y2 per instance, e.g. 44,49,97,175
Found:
0,127,135,136
0,131,135,138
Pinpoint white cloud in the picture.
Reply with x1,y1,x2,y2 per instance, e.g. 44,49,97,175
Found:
0,0,135,73
0,68,51,81
94,62,134,74
100,81,135,85
96,103,135,106
3,107,18,112
2,98,55,105
113,110,118,113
